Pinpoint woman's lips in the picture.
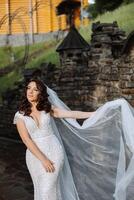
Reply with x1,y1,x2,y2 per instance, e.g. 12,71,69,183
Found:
28,95,33,98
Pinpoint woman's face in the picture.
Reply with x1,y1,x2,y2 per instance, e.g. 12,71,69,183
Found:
26,81,40,103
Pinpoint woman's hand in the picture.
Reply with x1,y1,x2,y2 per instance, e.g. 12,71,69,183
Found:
41,158,55,173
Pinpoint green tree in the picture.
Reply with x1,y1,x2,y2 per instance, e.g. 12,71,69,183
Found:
87,0,134,19
123,0,134,4
87,3,98,19
95,0,123,13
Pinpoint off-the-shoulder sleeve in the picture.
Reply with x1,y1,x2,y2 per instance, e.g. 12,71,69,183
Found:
13,111,24,124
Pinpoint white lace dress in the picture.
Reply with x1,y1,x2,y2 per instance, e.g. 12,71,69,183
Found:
13,111,64,200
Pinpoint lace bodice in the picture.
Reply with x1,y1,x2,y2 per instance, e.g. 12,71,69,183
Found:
13,111,55,139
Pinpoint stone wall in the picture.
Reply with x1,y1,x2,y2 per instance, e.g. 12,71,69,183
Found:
0,21,134,139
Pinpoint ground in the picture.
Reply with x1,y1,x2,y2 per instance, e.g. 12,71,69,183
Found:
0,137,33,200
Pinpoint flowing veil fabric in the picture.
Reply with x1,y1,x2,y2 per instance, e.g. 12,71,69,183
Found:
46,86,134,200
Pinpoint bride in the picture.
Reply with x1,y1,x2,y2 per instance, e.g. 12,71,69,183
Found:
14,78,134,200
13,78,95,200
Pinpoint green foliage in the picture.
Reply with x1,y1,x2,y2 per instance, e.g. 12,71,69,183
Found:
87,3,98,19
87,0,128,19
123,0,134,4
95,0,123,14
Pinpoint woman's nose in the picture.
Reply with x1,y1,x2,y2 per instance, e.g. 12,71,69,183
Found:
29,89,33,94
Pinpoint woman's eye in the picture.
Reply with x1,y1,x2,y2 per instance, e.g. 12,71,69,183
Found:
26,86,38,91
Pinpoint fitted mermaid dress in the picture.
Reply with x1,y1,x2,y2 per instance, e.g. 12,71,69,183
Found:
13,110,65,200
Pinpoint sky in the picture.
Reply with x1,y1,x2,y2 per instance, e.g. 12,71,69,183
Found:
90,0,95,4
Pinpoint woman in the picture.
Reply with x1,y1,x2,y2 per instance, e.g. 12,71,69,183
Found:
13,79,95,200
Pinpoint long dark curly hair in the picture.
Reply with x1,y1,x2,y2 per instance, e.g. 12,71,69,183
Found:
19,79,52,116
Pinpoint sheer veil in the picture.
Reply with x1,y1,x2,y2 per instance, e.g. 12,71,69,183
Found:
47,86,134,200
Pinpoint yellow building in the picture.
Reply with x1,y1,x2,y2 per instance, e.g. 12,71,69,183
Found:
0,0,89,45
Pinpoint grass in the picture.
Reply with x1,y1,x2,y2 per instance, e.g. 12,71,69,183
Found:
0,39,59,68
95,2,134,34
80,2,134,41
0,39,60,102
0,46,14,68
25,45,60,68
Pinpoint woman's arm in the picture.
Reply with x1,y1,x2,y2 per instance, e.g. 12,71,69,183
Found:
16,119,55,172
16,119,47,161
51,106,96,119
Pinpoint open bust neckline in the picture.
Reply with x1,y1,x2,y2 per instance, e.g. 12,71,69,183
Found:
29,110,47,129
